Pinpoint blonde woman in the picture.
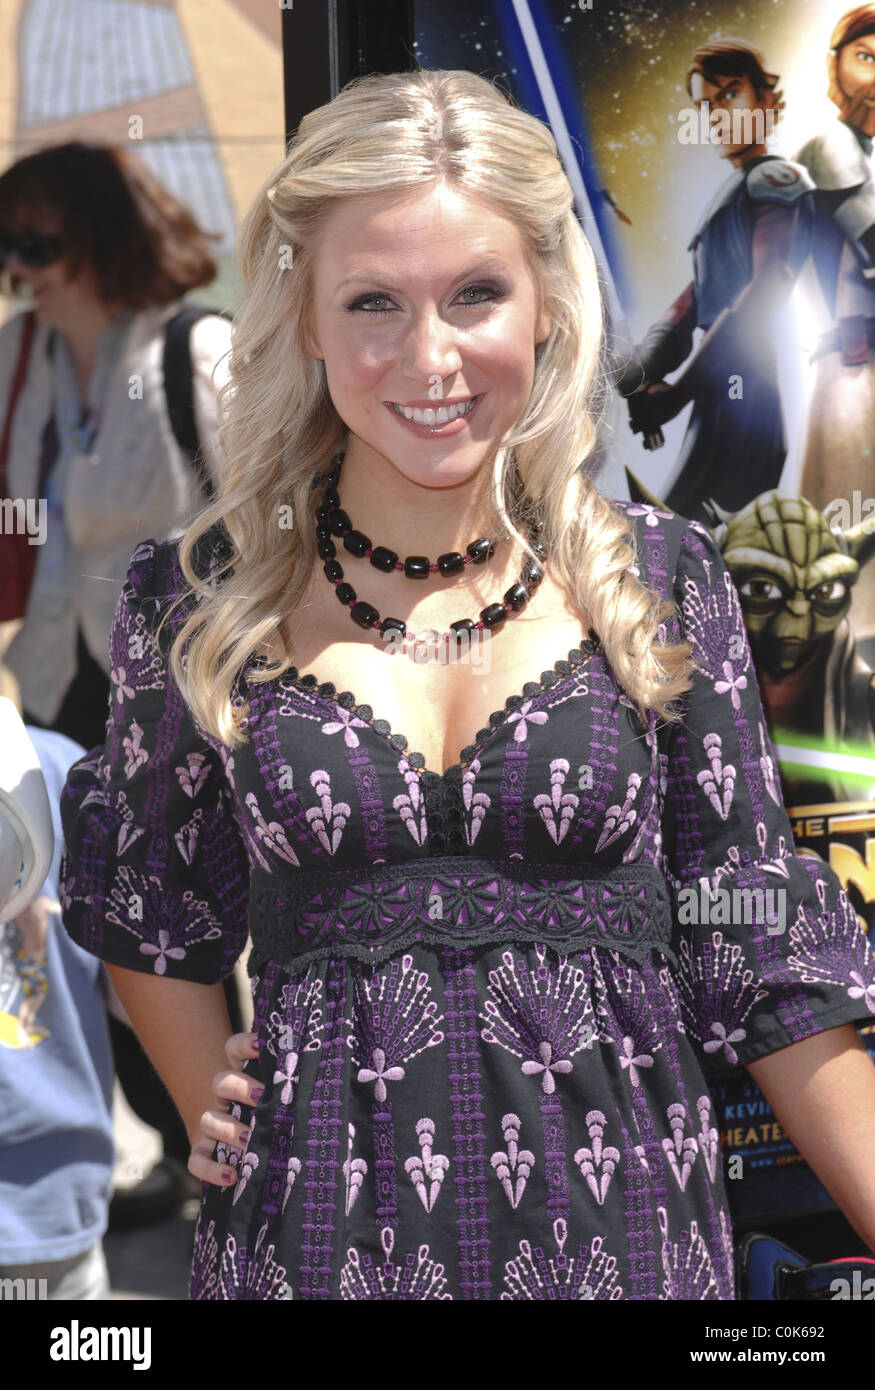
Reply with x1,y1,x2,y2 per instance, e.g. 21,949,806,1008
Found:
59,70,875,1301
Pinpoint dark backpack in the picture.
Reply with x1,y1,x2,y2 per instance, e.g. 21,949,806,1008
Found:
162,304,232,503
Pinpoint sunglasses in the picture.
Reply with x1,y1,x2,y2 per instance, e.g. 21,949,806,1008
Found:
0,230,64,269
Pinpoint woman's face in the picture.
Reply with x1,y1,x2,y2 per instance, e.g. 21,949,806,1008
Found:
304,181,551,491
2,210,102,326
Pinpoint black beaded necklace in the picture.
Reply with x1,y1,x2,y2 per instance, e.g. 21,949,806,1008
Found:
314,451,550,653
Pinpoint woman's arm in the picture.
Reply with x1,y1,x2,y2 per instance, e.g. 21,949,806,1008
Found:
746,1022,875,1253
106,961,254,1148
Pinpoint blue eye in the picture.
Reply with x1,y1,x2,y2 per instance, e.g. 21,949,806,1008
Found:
347,292,393,316
345,283,501,316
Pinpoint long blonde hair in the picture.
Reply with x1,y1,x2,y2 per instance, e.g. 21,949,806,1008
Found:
160,68,693,748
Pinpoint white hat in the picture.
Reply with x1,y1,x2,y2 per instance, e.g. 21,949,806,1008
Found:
0,696,54,924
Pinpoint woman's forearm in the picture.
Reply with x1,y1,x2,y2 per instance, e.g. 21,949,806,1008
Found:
106,962,241,1148
745,1022,875,1252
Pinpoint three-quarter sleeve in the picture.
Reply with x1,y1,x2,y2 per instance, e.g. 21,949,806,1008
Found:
658,519,875,1072
59,537,250,983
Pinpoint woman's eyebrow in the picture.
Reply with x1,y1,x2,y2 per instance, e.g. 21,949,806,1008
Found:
332,256,511,295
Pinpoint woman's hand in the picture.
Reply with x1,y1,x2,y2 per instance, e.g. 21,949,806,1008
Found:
187,1030,263,1189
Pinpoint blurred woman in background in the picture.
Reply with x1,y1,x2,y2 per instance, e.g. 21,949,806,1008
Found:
0,141,243,1226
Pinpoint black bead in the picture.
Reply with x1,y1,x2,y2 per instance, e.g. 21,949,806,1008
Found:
404,555,430,579
450,618,476,637
481,603,507,628
323,559,343,582
370,546,399,572
530,537,547,560
336,582,356,605
522,560,544,587
343,529,371,558
504,582,530,611
467,537,495,564
316,505,330,525
324,486,340,510
380,616,407,637
315,523,331,541
351,601,379,629
437,551,464,575
327,508,351,537
317,538,336,560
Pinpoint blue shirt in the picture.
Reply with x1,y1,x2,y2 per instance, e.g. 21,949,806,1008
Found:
0,728,115,1262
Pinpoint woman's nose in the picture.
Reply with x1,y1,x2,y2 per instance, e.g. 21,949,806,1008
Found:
399,309,463,381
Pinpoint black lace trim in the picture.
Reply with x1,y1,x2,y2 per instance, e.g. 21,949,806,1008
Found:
247,857,677,976
251,635,601,781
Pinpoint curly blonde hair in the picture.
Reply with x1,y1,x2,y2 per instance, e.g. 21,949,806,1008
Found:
159,67,694,749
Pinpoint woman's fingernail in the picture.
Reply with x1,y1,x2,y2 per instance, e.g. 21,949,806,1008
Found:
249,1086,264,1102
239,1131,249,1145
221,1169,235,1183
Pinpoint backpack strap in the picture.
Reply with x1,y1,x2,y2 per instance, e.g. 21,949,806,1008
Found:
0,311,37,491
162,304,231,503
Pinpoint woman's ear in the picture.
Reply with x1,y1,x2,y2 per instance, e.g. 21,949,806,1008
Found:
303,319,324,360
535,309,552,347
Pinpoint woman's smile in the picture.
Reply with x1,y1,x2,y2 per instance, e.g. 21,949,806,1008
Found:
384,392,482,435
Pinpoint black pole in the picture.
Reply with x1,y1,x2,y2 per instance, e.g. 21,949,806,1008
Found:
282,0,416,148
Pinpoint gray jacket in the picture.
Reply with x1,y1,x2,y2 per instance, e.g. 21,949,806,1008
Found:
0,302,232,722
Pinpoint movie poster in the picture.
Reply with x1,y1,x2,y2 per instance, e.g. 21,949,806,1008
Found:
417,0,875,1224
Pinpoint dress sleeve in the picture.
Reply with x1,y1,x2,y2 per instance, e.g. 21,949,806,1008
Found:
59,537,250,983
658,519,875,1072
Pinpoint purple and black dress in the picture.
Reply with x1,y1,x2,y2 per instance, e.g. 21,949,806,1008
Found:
59,503,875,1300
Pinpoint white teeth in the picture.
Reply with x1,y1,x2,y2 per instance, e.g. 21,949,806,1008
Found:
392,397,477,425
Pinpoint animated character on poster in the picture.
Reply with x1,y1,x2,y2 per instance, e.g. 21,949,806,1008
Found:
616,38,814,523
707,489,875,807
794,4,875,653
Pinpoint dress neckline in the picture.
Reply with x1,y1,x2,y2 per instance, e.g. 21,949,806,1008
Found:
261,631,601,784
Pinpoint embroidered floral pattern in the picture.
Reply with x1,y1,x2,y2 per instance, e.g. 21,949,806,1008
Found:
58,510,874,1302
